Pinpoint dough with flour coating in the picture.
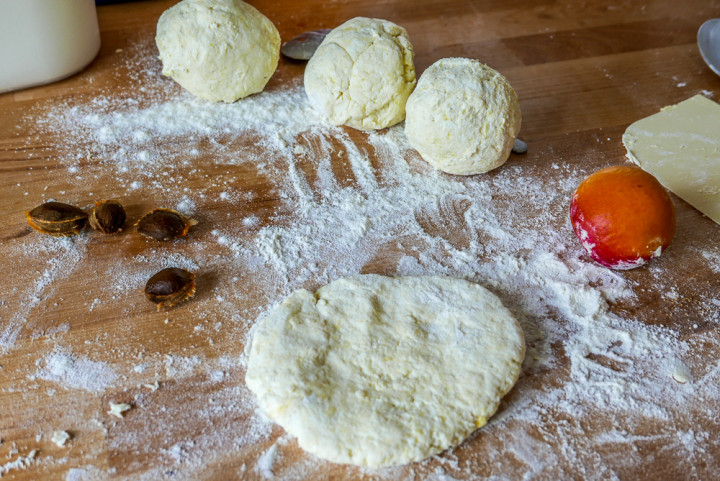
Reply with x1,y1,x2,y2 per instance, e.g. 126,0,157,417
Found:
405,58,521,175
156,0,280,103
303,17,416,130
245,275,525,468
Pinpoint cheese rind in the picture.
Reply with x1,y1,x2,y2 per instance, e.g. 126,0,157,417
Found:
622,94,720,224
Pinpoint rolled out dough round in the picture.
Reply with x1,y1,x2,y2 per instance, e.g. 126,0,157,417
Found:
245,275,525,468
303,17,416,130
405,58,521,175
155,0,280,103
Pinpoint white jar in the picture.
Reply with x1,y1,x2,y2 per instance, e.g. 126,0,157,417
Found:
0,0,100,93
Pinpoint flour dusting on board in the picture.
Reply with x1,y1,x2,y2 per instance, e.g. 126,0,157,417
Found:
0,236,86,352
34,351,118,392
3,37,720,480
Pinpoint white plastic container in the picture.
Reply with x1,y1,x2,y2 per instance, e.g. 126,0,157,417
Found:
0,0,100,93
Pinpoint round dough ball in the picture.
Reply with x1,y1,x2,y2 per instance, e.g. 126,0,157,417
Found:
155,0,280,103
405,58,521,175
245,275,525,468
304,17,416,130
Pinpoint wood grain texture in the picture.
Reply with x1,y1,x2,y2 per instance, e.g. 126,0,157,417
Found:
1,0,720,480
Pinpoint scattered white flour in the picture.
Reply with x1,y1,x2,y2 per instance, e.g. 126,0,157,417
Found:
0,450,37,477
65,466,109,481
36,351,117,392
0,237,86,352
164,440,195,463
701,249,720,273
2,36,719,480
163,354,201,378
255,442,279,478
175,197,196,215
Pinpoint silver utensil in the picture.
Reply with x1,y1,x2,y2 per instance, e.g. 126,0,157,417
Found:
512,139,528,154
698,19,720,76
281,29,331,61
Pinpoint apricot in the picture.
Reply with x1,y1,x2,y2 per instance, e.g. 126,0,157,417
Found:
569,164,676,270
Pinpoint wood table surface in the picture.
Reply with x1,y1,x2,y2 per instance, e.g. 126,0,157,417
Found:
1,0,720,480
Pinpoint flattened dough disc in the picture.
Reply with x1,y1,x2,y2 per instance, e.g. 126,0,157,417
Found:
245,275,525,468
623,94,720,225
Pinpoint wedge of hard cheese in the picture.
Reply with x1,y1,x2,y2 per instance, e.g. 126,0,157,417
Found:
623,94,720,225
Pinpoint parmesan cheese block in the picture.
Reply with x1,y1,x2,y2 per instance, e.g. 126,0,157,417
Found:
244,275,525,468
623,94,720,225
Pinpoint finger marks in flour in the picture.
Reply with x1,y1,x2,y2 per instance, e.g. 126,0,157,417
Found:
415,195,474,250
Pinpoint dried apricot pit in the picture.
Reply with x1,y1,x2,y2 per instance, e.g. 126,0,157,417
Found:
26,201,88,237
144,267,196,310
136,208,197,241
89,200,126,234
569,164,676,270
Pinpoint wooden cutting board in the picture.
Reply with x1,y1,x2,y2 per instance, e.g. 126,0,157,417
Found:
1,1,720,479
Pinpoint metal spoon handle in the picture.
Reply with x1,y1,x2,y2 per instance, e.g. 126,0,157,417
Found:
512,139,528,154
281,29,331,61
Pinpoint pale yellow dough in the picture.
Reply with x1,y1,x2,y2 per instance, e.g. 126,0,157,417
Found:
303,17,416,130
245,275,525,468
155,0,280,103
623,94,720,225
405,58,521,175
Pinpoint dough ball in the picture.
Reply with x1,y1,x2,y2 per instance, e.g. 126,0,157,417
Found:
245,275,525,468
155,0,280,103
405,58,521,175
304,17,416,130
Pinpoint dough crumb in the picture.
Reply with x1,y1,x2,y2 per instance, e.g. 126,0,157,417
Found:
51,430,71,447
107,402,132,418
143,381,160,392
